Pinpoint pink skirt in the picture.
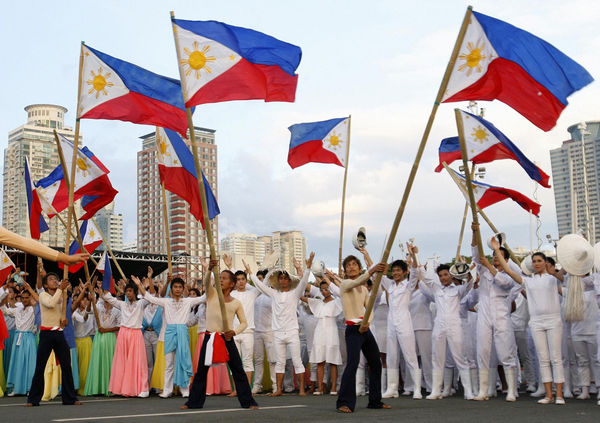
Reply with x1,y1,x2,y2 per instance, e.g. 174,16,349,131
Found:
108,327,149,397
192,333,232,395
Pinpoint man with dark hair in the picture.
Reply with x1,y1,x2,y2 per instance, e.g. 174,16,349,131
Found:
335,255,390,413
26,273,81,406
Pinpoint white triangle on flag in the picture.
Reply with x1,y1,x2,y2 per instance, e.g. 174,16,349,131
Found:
156,128,182,168
0,250,15,271
56,134,105,191
458,110,501,159
82,220,103,245
322,118,349,167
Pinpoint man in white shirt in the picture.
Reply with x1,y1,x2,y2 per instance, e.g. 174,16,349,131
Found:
251,269,277,394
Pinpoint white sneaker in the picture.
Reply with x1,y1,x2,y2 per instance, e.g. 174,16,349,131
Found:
6,392,16,397
251,386,261,395
526,385,536,393
555,397,565,405
538,397,553,405
159,392,173,398
137,391,149,398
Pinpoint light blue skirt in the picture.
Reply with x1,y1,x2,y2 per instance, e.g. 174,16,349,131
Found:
6,331,36,395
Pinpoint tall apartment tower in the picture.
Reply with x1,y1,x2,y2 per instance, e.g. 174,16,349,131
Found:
550,120,600,243
137,127,218,282
95,202,124,251
272,230,307,275
3,104,81,247
220,233,268,267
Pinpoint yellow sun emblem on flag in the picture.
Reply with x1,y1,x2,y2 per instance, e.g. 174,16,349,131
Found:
156,133,170,157
89,229,95,238
76,157,91,177
87,67,114,99
471,125,489,144
181,42,216,79
325,131,344,150
459,178,479,195
458,39,487,77
2,257,8,265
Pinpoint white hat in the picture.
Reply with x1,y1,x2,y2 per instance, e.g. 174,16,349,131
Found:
520,255,534,276
260,249,280,270
268,269,300,291
487,232,506,249
557,234,594,276
352,227,367,250
594,242,600,270
311,260,326,278
450,262,470,280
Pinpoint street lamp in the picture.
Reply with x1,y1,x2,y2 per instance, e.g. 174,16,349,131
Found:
546,234,559,258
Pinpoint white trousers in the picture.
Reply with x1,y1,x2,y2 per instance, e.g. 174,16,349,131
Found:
415,330,433,392
254,330,276,390
386,325,420,372
143,330,158,387
515,330,535,386
573,336,600,387
530,315,564,384
274,330,305,374
163,351,189,395
234,330,255,373
432,324,469,372
477,315,515,370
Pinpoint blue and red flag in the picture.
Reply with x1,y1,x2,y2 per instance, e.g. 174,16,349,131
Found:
59,220,104,273
442,11,593,131
98,251,115,295
435,110,550,188
156,128,220,227
172,19,302,106
78,44,190,137
288,117,350,169
24,158,49,240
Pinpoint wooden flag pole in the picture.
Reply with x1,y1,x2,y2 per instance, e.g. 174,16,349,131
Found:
170,11,228,331
455,108,485,258
361,6,473,329
455,164,476,261
442,162,522,265
161,182,173,277
338,115,352,273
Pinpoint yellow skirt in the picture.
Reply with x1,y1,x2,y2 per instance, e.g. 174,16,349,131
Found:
75,337,93,396
42,351,61,402
0,351,5,395
188,326,198,359
150,341,165,390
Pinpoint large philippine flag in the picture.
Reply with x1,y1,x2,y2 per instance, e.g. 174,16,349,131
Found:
172,19,302,106
98,251,115,295
59,220,103,273
442,11,593,131
0,250,16,287
78,45,190,136
450,168,541,216
24,158,49,240
156,127,220,227
288,117,349,169
435,110,550,188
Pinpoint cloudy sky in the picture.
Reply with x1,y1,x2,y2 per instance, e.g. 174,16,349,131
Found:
1,0,598,269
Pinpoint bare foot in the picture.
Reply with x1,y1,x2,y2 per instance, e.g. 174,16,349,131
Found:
250,405,259,410
299,390,307,397
180,405,189,410
307,385,315,395
73,401,83,405
336,406,353,413
270,390,283,397
382,404,391,409
227,391,237,397
25,403,35,407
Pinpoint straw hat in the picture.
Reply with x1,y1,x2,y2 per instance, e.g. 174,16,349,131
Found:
260,249,280,270
557,234,594,276
311,260,326,278
268,269,300,291
450,262,471,280
352,227,367,250
520,255,534,276
593,242,600,270
487,232,506,249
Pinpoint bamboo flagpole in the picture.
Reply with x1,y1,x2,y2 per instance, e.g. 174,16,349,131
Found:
455,164,476,261
361,6,473,329
338,115,352,273
170,11,228,331
442,162,521,265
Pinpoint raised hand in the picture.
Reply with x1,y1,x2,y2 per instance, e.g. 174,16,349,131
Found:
223,253,232,269
305,252,315,270
242,259,252,274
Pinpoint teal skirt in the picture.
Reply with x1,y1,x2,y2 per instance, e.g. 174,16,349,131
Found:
83,332,116,396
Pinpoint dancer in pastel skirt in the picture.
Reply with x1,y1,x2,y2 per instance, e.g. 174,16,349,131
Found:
73,290,94,395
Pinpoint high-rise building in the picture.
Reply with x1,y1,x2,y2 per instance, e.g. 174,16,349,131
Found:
220,233,268,268
95,202,124,251
137,127,218,282
3,104,82,247
272,230,307,276
549,120,600,243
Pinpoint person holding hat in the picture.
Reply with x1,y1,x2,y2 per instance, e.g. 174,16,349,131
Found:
252,252,315,397
489,237,566,405
471,223,520,402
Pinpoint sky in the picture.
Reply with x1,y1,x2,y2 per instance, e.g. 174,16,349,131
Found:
1,0,599,270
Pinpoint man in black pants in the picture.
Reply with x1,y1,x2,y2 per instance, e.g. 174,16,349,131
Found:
27,273,81,406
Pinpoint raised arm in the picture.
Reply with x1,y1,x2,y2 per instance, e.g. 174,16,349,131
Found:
491,238,522,285
358,247,374,268
22,281,39,302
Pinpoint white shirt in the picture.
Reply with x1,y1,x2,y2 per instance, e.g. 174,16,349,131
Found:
254,294,273,332
73,308,96,338
409,289,433,331
1,303,36,332
511,290,529,332
522,273,561,317
143,292,206,325
252,270,309,332
231,285,260,331
103,293,150,329
381,268,418,330
570,290,598,337
97,300,122,328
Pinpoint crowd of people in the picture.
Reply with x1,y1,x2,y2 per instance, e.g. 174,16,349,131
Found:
1,223,600,413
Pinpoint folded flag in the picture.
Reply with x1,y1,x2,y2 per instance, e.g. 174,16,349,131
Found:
156,127,220,227
58,220,103,273
24,158,49,240
172,19,301,106
36,134,118,220
97,251,115,295
288,117,349,169
442,11,593,131
435,110,550,187
449,168,541,216
79,44,190,136
0,250,16,287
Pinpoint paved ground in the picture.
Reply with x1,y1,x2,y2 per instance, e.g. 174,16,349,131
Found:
1,391,598,423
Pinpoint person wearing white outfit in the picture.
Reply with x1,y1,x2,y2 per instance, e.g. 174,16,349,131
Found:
471,225,519,402
512,290,536,392
492,241,565,405
410,286,434,393
417,247,474,400
251,270,277,394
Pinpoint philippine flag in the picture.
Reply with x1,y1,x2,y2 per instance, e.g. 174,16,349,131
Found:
450,168,541,216
156,127,220,227
98,251,115,295
0,250,16,287
172,19,301,106
288,117,350,169
435,110,550,188
24,158,49,240
59,220,103,273
442,11,593,131
78,45,190,136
